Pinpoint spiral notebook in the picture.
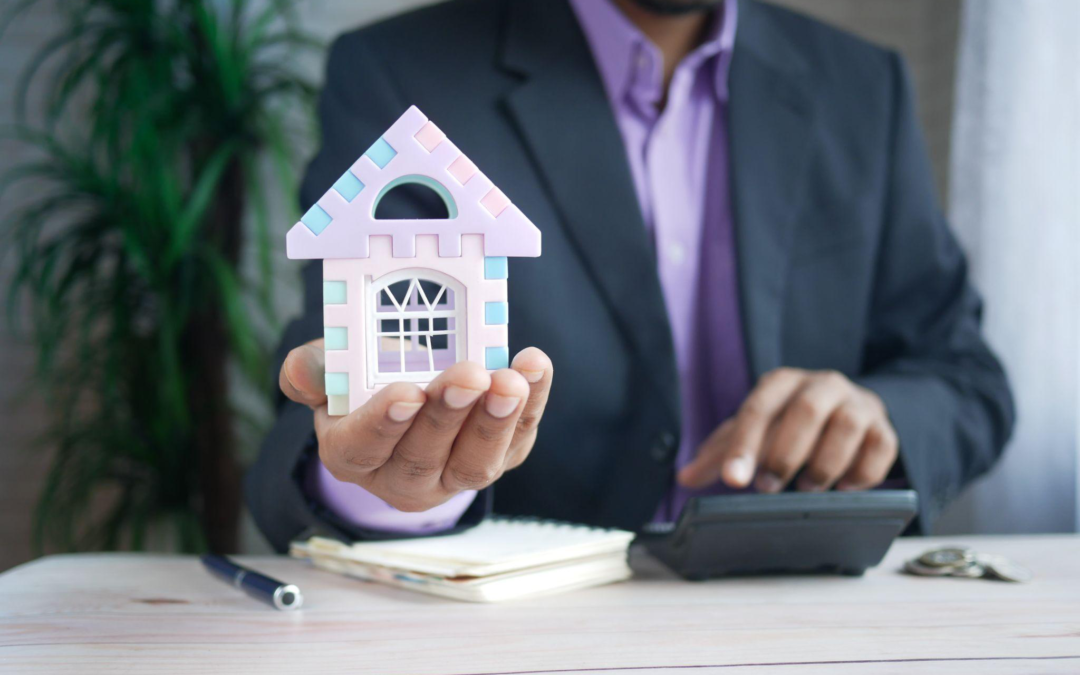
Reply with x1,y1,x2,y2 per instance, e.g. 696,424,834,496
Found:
290,518,635,603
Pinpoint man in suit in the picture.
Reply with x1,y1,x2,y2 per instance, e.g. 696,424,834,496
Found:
246,0,1014,551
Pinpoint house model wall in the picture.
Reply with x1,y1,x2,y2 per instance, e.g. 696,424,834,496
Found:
286,106,541,415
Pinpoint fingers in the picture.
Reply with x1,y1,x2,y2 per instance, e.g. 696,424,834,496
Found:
504,347,554,471
836,421,899,491
676,418,735,489
442,368,531,492
678,368,803,489
678,368,900,495
280,339,327,408
794,401,867,492
376,361,491,506
755,373,851,492
799,390,895,492
307,348,554,512
314,381,426,484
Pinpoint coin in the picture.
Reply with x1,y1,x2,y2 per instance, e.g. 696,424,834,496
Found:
947,561,987,578
977,554,1032,583
903,558,984,579
904,559,953,577
905,547,1032,583
919,547,976,569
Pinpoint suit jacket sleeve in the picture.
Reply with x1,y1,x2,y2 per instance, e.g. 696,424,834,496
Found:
244,34,491,553
855,52,1015,532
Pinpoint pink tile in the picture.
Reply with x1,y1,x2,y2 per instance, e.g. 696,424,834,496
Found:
447,154,478,185
413,121,446,152
481,187,511,217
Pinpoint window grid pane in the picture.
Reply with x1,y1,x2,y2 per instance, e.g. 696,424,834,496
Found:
374,277,459,376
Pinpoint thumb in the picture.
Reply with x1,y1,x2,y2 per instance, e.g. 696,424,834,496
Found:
279,339,327,409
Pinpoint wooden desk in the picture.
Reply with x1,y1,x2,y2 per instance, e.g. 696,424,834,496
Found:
2,535,1078,674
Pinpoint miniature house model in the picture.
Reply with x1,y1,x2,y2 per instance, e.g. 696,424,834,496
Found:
286,106,541,415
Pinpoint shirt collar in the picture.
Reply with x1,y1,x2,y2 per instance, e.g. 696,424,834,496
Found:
569,0,739,108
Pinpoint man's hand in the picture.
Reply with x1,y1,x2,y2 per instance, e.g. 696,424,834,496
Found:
678,368,898,494
281,339,553,512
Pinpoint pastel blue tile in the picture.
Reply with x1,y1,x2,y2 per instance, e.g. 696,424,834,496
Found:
325,372,349,396
485,301,508,325
365,137,397,169
332,171,365,202
323,280,347,304
484,256,508,280
301,204,332,235
324,326,348,350
485,346,509,370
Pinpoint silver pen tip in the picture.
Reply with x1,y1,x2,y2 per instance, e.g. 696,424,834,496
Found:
273,584,303,611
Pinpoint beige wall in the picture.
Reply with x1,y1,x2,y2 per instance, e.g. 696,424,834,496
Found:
0,0,961,571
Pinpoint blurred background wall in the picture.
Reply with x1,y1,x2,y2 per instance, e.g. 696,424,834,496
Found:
0,1,62,574
1,0,1073,571
940,0,1080,534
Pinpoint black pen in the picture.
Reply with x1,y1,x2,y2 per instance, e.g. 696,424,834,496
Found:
200,554,303,611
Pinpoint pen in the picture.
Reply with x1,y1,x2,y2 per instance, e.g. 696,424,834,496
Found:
200,554,303,611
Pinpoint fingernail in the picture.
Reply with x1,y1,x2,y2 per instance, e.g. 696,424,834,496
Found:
755,472,784,494
484,393,521,419
520,369,544,383
387,401,423,422
835,481,858,491
443,385,483,410
797,476,824,492
725,457,754,486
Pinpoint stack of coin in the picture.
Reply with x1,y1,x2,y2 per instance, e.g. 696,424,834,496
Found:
903,546,1031,582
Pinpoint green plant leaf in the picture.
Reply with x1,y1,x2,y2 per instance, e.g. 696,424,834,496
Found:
6,0,315,555
167,140,240,268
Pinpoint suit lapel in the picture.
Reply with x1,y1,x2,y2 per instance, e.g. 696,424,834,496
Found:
497,0,817,407
500,0,681,422
728,0,816,380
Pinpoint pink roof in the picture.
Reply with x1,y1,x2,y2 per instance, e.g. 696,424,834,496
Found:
286,106,541,260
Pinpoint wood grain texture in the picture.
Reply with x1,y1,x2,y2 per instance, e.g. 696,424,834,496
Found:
2,536,1078,674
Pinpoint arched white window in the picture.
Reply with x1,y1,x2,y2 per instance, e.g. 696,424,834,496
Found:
367,269,465,384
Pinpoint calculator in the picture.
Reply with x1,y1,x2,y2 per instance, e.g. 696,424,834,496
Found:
638,490,919,580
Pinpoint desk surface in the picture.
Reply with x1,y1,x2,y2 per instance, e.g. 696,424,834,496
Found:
2,535,1078,674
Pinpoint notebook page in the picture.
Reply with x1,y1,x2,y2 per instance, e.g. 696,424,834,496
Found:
303,551,632,603
300,518,634,577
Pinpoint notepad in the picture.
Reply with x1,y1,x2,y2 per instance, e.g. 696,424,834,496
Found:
290,518,635,602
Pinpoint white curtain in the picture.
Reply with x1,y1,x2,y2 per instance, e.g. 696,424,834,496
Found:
939,0,1080,533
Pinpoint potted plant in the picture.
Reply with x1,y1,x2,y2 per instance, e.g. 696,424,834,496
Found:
1,0,318,553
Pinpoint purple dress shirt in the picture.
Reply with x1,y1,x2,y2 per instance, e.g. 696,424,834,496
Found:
312,0,751,532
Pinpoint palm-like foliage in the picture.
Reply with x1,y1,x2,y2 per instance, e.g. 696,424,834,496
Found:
1,0,318,553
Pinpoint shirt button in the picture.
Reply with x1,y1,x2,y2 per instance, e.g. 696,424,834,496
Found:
667,242,686,265
651,432,677,463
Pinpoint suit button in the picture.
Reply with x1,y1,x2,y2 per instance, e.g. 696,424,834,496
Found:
651,431,677,463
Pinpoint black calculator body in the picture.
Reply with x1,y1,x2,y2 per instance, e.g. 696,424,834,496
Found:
639,490,919,580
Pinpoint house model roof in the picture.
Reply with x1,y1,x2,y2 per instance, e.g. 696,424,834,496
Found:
286,106,541,260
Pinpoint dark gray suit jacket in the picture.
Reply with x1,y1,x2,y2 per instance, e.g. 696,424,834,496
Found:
246,0,1014,552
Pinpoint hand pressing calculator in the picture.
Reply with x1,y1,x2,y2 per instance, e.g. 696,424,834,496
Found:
638,490,918,580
